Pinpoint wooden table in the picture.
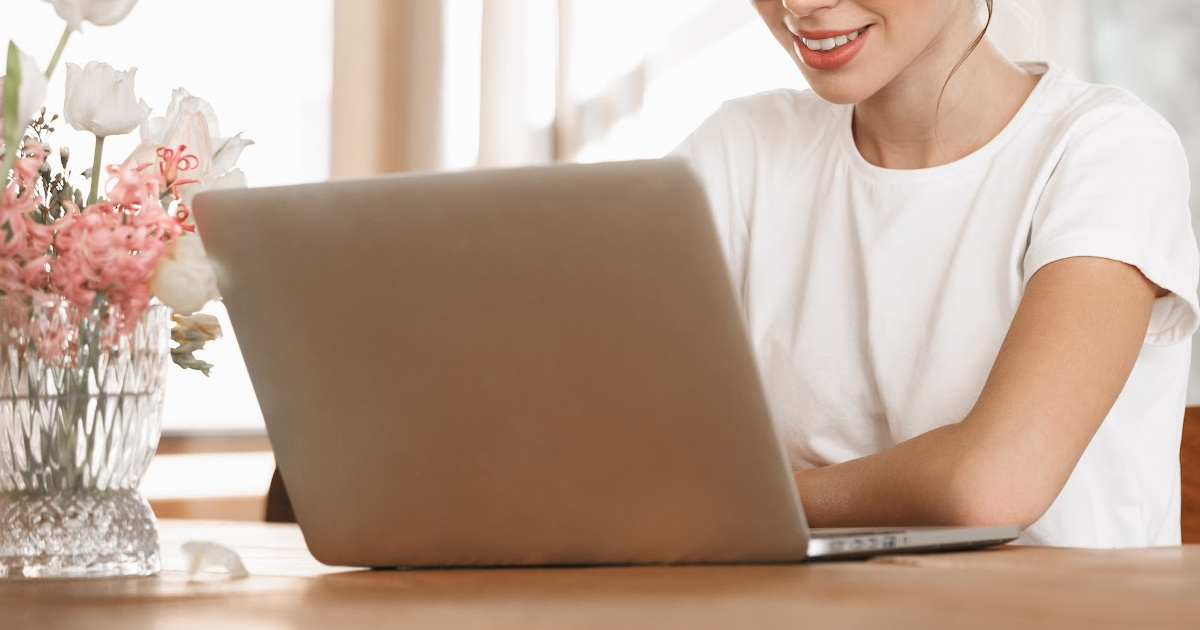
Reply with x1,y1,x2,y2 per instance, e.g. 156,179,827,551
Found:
1,520,1198,629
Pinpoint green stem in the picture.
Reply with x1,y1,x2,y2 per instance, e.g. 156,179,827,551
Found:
78,306,104,490
2,42,19,180
44,26,72,80
61,297,105,492
88,135,104,206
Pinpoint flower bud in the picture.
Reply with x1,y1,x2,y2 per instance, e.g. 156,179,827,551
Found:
63,61,150,138
151,234,221,315
42,0,141,31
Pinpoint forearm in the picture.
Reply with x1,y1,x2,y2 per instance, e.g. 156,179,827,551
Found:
793,258,1158,531
792,420,1020,529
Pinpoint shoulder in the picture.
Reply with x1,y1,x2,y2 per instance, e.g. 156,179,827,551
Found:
1021,64,1198,347
1035,63,1186,164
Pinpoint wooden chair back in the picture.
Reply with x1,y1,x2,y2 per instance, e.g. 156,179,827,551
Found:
265,468,296,524
1182,407,1200,543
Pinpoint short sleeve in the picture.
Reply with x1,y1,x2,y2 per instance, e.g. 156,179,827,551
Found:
669,103,752,296
1023,106,1200,346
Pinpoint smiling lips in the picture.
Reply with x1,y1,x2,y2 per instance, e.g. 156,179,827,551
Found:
798,27,866,52
792,25,872,71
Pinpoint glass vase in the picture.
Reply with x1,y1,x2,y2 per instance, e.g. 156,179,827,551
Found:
0,297,169,579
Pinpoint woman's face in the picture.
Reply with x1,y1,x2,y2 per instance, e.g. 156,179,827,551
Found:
752,0,982,104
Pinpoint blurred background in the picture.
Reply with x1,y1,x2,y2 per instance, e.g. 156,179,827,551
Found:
2,0,1197,518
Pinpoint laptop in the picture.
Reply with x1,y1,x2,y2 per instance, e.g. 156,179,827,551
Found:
191,158,1018,566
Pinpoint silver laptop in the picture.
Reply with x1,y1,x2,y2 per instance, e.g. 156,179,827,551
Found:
191,158,1018,566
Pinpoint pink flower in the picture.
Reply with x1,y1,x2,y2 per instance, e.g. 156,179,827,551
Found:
30,163,184,331
2,139,193,346
0,143,54,299
104,162,163,207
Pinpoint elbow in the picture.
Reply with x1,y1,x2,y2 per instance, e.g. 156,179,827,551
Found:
941,495,1043,531
939,466,1051,531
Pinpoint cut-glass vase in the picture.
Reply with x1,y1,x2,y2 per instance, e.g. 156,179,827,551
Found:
0,297,168,579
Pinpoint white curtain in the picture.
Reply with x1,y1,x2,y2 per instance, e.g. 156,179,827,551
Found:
331,0,445,176
330,0,785,172
477,0,558,166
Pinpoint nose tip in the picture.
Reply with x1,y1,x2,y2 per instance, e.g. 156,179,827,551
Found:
781,0,841,19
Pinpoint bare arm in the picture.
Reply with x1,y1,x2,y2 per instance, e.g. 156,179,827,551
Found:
794,256,1161,529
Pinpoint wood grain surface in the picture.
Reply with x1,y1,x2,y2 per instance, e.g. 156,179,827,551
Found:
0,520,1197,629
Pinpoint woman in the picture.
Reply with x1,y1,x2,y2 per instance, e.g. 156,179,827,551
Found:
673,0,1199,547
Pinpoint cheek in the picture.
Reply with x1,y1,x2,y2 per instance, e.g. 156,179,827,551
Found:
885,0,970,53
752,3,802,62
869,17,938,73
772,26,800,59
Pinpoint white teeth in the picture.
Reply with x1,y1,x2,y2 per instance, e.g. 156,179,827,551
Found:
801,28,865,52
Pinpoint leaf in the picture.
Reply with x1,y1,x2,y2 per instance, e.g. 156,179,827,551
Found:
171,347,214,376
3,41,22,168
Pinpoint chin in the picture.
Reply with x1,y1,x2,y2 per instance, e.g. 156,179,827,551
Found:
800,72,877,105
806,82,868,105
783,33,892,105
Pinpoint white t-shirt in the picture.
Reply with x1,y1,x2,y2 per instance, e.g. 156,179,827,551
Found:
672,61,1200,548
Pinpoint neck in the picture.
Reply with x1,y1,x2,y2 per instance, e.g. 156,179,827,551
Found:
852,18,1039,170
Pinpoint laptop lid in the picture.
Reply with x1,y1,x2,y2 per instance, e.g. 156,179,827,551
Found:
192,158,810,567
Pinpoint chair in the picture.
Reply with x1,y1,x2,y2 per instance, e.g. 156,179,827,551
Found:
265,468,296,524
1182,407,1200,543
263,408,1200,540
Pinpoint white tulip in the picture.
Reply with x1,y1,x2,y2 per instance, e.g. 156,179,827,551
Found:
207,168,247,191
142,87,221,141
210,132,252,178
125,88,253,204
151,234,221,316
0,44,49,144
63,61,150,137
181,167,246,206
42,0,140,31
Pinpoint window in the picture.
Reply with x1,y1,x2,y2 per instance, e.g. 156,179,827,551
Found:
437,0,806,169
561,0,806,162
